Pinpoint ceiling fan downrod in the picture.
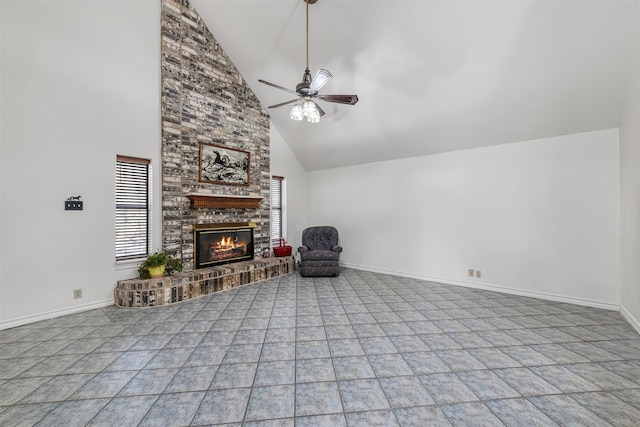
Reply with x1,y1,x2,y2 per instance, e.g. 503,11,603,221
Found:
301,0,315,86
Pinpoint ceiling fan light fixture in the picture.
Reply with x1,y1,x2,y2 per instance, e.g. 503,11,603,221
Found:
307,113,320,123
290,102,304,120
302,99,317,117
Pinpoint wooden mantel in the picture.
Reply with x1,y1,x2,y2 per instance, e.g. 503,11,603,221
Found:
187,194,263,209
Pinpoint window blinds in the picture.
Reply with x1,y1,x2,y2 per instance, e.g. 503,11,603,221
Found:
271,176,283,245
116,156,150,260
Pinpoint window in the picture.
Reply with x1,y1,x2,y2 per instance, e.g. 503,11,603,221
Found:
271,175,284,245
116,155,151,260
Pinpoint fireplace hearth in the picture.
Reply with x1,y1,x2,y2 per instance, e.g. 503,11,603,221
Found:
194,222,256,268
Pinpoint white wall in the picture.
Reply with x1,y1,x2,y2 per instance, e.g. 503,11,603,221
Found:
269,125,308,250
620,13,640,332
0,0,161,328
0,1,630,329
308,129,621,308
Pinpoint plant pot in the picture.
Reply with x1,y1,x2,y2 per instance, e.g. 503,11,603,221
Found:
148,264,166,278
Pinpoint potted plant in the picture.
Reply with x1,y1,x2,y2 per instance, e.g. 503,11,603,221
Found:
165,255,183,275
138,251,182,279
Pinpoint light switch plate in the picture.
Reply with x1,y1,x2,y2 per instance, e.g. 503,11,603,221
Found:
65,201,83,210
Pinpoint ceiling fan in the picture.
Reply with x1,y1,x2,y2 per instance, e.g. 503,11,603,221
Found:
258,0,358,123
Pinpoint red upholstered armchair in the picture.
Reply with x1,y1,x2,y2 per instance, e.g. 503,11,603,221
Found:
297,226,342,277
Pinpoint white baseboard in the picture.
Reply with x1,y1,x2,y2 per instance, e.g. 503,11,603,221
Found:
0,299,113,331
620,304,640,335
342,263,620,312
3,267,631,331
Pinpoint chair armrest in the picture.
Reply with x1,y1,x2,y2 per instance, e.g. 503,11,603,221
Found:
297,246,310,254
331,245,343,253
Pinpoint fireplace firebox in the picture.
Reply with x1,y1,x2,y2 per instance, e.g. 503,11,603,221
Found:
194,222,256,268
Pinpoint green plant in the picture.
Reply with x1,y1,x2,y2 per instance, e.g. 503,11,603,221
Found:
138,264,152,279
144,251,169,268
165,256,183,275
138,251,182,279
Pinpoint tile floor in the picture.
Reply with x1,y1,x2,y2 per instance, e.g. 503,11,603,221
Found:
1,268,639,426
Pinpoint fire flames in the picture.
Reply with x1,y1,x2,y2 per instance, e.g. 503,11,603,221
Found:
210,235,246,257
217,236,238,251
196,227,254,268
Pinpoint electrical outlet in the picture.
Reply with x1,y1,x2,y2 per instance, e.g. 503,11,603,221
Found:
475,270,482,279
73,289,82,299
468,269,475,277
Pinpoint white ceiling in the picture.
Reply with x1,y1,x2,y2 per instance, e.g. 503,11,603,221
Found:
191,0,639,171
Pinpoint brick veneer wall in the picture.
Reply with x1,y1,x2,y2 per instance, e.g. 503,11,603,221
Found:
161,0,270,269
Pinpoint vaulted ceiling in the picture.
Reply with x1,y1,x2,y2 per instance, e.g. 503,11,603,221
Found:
192,0,639,171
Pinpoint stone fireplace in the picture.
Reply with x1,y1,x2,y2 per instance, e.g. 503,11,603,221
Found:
161,0,271,271
194,222,255,268
114,0,295,309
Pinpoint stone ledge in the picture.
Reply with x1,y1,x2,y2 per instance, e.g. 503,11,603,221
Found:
114,256,294,308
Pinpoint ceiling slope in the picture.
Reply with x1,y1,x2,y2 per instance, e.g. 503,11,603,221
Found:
192,0,639,171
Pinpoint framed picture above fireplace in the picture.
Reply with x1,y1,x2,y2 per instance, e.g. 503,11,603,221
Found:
199,143,250,186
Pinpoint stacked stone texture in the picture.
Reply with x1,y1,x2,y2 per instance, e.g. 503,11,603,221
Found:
161,0,271,269
115,257,294,308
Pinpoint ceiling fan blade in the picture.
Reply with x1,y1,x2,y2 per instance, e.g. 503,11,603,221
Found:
309,69,332,93
317,94,359,105
258,79,297,95
268,99,299,109
313,101,325,117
